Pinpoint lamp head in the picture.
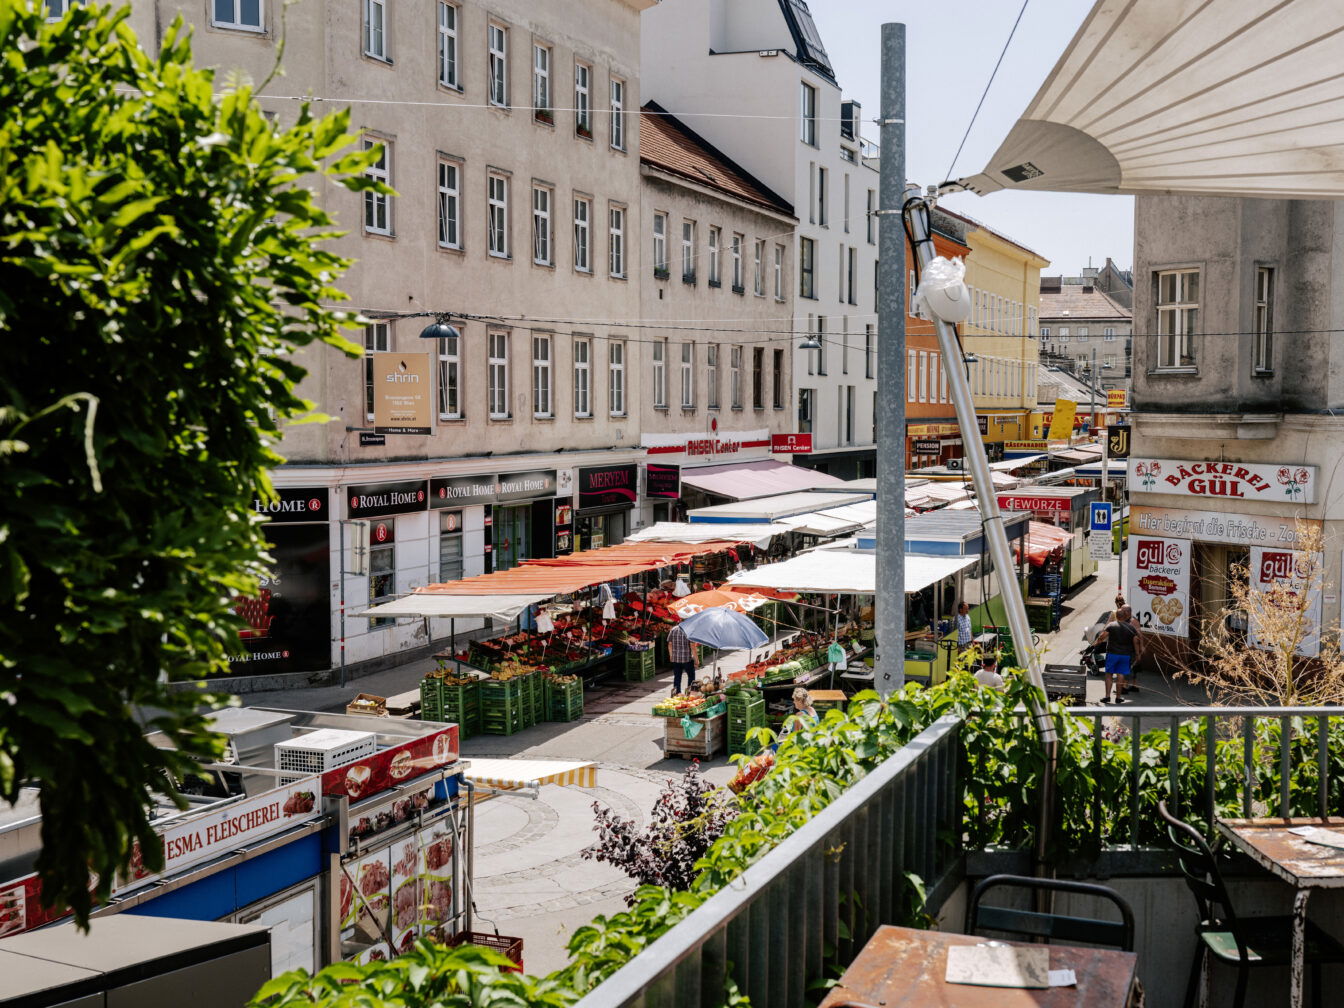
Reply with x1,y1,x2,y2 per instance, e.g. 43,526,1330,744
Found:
420,320,461,341
799,334,822,351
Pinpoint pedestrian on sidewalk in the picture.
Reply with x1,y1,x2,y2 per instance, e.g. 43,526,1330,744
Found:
667,622,696,696
1096,605,1141,704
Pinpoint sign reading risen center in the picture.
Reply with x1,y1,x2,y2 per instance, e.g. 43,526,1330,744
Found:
373,352,433,435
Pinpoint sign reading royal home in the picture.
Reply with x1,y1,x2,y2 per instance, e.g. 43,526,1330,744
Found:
1129,458,1317,503
430,471,556,507
347,479,428,519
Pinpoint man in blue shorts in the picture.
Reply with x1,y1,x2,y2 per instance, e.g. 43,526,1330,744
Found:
1096,605,1141,704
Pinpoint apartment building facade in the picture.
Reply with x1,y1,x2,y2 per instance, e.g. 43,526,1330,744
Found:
640,0,881,480
127,1,657,677
1039,276,1133,399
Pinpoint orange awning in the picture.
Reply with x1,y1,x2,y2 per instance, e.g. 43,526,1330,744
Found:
668,586,797,618
1016,521,1074,568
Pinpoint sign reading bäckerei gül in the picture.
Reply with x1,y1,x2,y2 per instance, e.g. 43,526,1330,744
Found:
1129,458,1317,503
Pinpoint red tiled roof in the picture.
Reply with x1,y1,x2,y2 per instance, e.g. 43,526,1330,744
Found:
640,102,793,217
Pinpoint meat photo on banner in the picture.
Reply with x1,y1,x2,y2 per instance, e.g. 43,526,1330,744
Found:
1250,546,1324,658
391,835,421,955
1126,535,1191,637
419,820,455,941
349,847,393,964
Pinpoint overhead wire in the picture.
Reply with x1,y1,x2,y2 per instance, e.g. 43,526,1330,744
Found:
942,0,1031,185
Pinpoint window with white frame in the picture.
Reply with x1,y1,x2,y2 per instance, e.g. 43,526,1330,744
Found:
846,246,857,304
363,0,387,61
488,23,508,107
939,359,948,403
906,349,917,400
919,351,929,402
843,173,851,232
774,244,785,300
487,173,509,257
532,185,552,265
1077,326,1090,340
437,328,461,419
730,233,743,291
773,349,785,409
364,322,390,421
362,138,391,235
798,387,813,433
1254,266,1274,373
708,227,721,285
1103,327,1116,340
816,166,827,226
573,337,592,417
212,0,262,31
1156,268,1199,368
800,81,817,145
437,159,460,249
753,240,765,296
682,220,695,281
865,323,874,379
752,347,765,409
652,213,668,275
651,339,667,408
730,346,743,409
841,317,849,374
799,236,815,298
608,339,625,415
610,77,626,150
1040,326,1051,338
532,333,552,417
1057,327,1070,342
816,316,827,375
488,330,510,418
805,315,815,375
706,344,719,408
532,44,551,118
608,206,625,277
437,3,459,87
680,343,694,408
574,62,592,136
573,197,591,272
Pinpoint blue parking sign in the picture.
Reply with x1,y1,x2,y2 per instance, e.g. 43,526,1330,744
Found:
1089,502,1113,532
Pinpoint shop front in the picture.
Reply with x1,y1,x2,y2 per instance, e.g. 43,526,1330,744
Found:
641,427,779,511
576,463,638,550
905,423,961,469
645,462,682,524
432,470,558,574
996,487,1101,590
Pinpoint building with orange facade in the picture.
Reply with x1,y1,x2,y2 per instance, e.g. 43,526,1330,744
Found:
904,228,972,468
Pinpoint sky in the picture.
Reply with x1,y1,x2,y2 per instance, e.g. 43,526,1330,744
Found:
810,1,1134,275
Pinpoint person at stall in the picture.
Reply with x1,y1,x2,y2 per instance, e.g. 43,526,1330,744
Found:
955,602,974,652
667,622,696,696
775,687,819,748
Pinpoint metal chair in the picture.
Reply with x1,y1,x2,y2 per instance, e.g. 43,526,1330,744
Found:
966,873,1136,951
1158,800,1344,1008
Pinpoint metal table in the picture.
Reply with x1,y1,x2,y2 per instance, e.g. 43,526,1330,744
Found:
818,925,1138,1007
1216,817,1344,1008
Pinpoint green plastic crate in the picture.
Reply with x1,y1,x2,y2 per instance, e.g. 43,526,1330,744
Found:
419,677,444,722
623,648,656,682
481,678,524,703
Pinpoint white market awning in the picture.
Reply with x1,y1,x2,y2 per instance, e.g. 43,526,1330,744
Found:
464,758,597,791
626,521,779,549
992,454,1045,470
727,552,976,596
356,594,547,622
965,0,1344,199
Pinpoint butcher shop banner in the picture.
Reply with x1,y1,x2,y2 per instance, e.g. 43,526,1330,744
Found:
1249,547,1323,658
322,726,460,801
1125,535,1191,638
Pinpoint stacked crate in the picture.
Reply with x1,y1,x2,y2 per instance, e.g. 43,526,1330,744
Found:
727,689,767,757
442,680,481,739
545,677,584,722
419,676,445,723
480,678,525,735
522,671,543,728
623,647,656,682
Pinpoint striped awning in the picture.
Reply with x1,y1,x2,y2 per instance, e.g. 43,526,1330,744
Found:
464,759,597,791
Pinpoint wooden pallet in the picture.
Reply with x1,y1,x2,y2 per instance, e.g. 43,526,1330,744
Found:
663,712,724,759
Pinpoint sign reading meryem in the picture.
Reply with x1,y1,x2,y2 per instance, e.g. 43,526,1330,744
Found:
1129,458,1317,503
1126,535,1190,638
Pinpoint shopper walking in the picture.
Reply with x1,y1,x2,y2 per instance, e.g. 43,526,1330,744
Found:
1096,605,1141,704
667,622,696,696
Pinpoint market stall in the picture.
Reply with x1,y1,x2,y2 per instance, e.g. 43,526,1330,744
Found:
995,486,1101,590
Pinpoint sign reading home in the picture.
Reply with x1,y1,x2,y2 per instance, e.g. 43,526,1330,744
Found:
1129,458,1317,503
252,486,328,524
373,352,433,435
347,479,428,519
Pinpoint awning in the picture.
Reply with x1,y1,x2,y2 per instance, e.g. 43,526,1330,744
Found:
990,454,1044,471
774,512,859,536
918,483,974,506
627,521,779,549
465,758,597,791
1017,521,1075,568
1053,449,1099,464
357,594,546,621
727,551,976,595
680,460,845,501
965,0,1344,199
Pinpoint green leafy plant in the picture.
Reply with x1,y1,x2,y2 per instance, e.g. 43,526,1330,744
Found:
0,1,379,923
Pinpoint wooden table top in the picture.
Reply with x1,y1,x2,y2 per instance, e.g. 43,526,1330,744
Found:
1217,818,1344,889
818,926,1137,1008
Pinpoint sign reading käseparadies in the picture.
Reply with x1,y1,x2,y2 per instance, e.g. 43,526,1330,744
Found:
1129,458,1317,503
1126,535,1190,638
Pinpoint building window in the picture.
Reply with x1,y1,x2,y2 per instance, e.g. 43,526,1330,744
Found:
816,316,827,375
682,220,696,282
752,347,765,409
437,3,458,87
843,385,855,444
773,244,785,300
488,23,508,107
730,233,744,292
1254,266,1274,373
753,239,765,296
1077,326,1090,339
532,333,552,417
437,159,460,249
368,537,394,628
864,323,874,379
437,329,460,419
213,0,262,31
798,388,813,433
1040,326,1051,338
708,227,721,286
652,212,668,276
843,173,851,232
846,246,857,304
488,330,510,419
1156,268,1199,368
574,62,592,136
816,166,827,226
532,185,552,265
572,197,591,272
1058,327,1070,342
362,138,391,235
532,44,551,120
610,77,626,150
363,0,387,61
573,337,591,417
651,339,667,408
730,346,743,409
800,81,817,145
608,206,625,277
706,344,719,409
772,349,784,409
363,322,390,421
1103,327,1116,340
608,339,625,415
438,510,464,582
680,342,695,408
799,236,815,298
866,189,876,244
907,349,917,400
487,173,509,257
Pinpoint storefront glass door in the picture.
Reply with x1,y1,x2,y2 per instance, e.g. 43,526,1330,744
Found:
494,504,531,571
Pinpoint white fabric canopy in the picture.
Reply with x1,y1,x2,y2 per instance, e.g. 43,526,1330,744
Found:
966,0,1344,199
626,521,778,548
357,594,546,622
727,551,976,595
464,758,596,791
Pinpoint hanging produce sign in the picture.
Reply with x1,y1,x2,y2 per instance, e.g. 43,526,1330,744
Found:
1129,459,1316,503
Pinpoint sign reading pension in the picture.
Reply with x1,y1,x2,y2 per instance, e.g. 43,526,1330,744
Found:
1129,458,1317,503
373,352,433,435
1126,535,1190,638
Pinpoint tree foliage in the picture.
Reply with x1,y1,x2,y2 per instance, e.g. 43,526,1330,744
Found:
0,1,376,923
